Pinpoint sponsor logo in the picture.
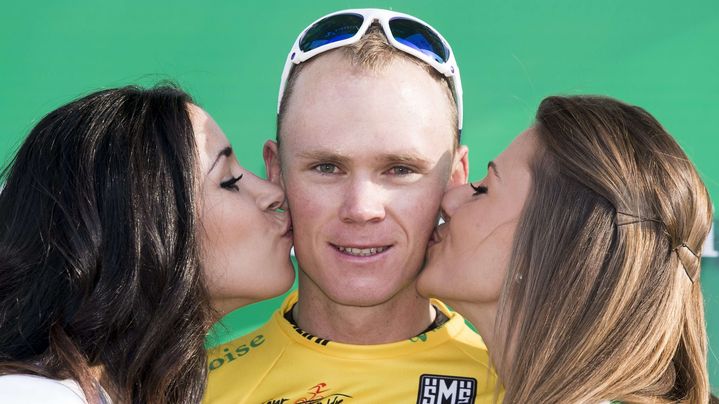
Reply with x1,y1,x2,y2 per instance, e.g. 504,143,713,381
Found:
266,382,353,404
416,374,477,404
207,334,265,371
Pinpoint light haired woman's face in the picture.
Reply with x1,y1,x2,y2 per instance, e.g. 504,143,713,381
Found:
191,105,295,317
417,128,536,307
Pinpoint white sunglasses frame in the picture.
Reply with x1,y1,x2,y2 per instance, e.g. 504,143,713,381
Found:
277,8,464,133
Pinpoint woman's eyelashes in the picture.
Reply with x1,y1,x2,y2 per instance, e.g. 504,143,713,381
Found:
471,183,488,196
220,174,243,191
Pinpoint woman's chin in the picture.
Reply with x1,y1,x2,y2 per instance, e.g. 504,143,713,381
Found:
275,261,297,296
259,253,297,298
258,264,297,302
416,261,444,300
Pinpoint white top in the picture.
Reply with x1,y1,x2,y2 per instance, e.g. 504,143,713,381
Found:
0,374,88,403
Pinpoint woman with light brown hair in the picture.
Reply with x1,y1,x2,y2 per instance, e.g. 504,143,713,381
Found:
418,95,714,403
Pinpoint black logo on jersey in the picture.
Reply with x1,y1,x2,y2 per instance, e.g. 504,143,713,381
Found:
416,374,477,404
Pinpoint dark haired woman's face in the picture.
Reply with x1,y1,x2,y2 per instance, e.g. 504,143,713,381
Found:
191,105,295,316
417,128,536,308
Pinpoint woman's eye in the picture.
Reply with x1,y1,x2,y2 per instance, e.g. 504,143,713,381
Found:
388,166,414,176
314,163,338,174
220,174,243,191
471,183,488,196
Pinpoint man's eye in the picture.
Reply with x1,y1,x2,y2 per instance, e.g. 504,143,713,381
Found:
314,163,338,174
388,166,414,176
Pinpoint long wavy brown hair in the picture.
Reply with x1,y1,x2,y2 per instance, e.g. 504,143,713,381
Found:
0,85,214,403
496,95,712,403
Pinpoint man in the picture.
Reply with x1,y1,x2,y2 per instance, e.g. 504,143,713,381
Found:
205,9,498,403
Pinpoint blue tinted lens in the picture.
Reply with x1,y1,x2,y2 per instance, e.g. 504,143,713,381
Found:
389,18,449,63
299,14,364,52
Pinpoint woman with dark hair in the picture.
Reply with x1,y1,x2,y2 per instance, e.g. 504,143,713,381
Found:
418,95,713,403
0,85,295,403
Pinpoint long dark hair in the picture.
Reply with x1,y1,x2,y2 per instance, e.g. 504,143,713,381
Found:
496,95,712,402
0,85,213,403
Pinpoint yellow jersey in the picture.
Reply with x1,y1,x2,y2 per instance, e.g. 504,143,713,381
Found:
205,291,500,404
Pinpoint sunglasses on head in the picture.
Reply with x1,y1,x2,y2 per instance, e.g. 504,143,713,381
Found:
278,8,464,134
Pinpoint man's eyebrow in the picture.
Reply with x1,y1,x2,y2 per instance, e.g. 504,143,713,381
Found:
375,153,433,169
296,150,433,170
209,146,232,174
297,150,351,166
488,161,500,179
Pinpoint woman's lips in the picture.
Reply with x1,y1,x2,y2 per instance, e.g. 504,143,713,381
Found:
428,223,447,248
282,222,293,238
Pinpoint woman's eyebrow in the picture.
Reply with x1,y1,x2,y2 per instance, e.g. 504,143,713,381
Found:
488,161,500,179
209,146,232,174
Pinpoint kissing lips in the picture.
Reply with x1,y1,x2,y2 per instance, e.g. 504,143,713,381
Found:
282,222,293,238
428,224,447,248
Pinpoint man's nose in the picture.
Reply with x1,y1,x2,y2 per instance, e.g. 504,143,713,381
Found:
339,178,386,224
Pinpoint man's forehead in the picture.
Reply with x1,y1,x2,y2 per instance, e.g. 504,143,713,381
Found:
291,51,433,96
285,64,453,142
280,118,454,154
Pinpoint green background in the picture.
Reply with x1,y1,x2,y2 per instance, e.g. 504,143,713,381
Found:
1,0,717,393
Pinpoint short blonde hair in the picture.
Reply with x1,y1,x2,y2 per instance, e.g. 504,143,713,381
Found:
277,23,459,146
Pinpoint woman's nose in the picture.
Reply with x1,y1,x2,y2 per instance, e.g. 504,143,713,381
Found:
440,183,472,222
255,178,286,212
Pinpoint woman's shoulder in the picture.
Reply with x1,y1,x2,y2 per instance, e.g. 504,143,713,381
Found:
0,374,87,403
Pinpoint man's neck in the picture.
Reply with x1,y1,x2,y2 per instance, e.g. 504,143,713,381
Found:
293,275,435,345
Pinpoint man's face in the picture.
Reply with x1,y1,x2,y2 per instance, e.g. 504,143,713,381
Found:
272,52,465,307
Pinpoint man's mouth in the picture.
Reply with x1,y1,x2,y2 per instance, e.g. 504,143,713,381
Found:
334,245,390,257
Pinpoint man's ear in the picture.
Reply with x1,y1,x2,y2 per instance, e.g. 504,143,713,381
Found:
449,145,469,187
263,140,284,188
